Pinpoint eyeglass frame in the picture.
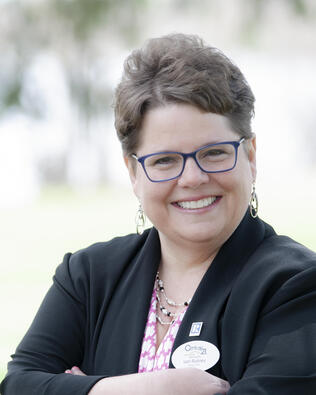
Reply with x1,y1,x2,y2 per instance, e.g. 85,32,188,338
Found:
131,137,246,183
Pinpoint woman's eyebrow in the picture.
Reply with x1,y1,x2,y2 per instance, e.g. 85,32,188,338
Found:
143,139,233,155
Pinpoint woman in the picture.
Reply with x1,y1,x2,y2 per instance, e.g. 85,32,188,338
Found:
1,33,316,395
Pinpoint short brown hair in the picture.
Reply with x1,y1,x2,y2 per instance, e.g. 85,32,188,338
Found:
114,33,255,155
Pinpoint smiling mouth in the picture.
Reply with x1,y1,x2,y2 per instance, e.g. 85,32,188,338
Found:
175,196,218,209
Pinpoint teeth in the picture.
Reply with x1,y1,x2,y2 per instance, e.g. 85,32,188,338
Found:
177,197,217,209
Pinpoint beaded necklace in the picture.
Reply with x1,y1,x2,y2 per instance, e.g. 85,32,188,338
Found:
155,272,191,325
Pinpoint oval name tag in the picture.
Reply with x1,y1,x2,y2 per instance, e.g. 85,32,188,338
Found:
171,340,220,371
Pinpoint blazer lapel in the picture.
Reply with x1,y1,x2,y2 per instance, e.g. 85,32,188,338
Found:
170,213,268,377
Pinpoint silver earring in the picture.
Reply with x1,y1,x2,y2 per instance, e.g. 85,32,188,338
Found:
249,183,259,218
135,203,146,235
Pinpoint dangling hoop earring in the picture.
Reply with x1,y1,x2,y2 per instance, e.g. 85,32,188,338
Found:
135,203,146,235
249,183,259,218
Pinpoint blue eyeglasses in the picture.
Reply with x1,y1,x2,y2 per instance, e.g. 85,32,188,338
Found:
132,137,245,182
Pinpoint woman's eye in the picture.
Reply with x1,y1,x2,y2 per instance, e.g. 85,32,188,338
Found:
204,149,225,157
152,156,177,166
149,155,178,166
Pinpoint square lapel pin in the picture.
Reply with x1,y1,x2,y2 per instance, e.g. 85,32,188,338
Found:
189,322,203,337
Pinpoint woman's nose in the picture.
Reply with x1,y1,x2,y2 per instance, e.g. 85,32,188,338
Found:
177,157,209,188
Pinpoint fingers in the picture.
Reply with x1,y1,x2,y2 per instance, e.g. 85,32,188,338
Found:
207,374,230,394
214,377,230,390
213,380,230,394
64,366,86,376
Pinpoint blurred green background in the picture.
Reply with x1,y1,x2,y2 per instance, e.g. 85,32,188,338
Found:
1,0,316,382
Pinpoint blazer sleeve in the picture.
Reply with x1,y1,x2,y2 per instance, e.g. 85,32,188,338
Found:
228,262,316,394
0,252,106,395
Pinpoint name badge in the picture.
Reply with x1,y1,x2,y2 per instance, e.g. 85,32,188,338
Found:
171,340,220,371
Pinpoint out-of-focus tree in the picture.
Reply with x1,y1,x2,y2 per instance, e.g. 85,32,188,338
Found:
240,0,316,45
0,0,148,122
0,0,149,186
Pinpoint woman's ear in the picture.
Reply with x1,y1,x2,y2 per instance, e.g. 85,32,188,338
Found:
124,155,138,196
247,135,257,181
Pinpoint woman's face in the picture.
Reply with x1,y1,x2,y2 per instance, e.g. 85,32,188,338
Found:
125,103,256,248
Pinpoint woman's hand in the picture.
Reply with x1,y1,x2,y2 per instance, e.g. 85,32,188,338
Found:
65,367,230,395
165,368,230,395
65,366,86,376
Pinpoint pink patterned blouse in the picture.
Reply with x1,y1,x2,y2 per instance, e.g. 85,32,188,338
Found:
138,286,188,372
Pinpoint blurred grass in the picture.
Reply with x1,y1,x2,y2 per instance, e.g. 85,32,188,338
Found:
0,183,315,382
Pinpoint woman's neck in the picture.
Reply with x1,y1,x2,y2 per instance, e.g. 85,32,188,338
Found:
158,231,219,280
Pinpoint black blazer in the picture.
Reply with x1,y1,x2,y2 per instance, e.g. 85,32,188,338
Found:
2,213,316,394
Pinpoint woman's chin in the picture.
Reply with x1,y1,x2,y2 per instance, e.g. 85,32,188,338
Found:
163,223,225,246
